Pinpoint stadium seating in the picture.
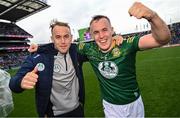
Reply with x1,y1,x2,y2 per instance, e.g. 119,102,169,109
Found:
122,22,180,45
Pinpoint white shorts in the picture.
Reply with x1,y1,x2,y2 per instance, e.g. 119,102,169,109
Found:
103,96,144,118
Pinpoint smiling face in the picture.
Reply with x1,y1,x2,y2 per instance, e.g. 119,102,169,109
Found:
90,17,114,52
51,25,72,54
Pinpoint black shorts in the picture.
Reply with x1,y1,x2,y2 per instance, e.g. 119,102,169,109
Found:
54,104,84,117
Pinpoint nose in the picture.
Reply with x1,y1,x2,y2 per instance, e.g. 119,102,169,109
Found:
61,38,65,43
99,32,104,39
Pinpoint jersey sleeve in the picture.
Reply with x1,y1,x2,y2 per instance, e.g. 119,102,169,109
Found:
132,35,140,51
123,35,140,53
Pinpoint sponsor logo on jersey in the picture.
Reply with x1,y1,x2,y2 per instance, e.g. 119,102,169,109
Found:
112,47,121,57
98,61,118,79
134,92,139,97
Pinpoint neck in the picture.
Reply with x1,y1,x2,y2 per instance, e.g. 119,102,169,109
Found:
58,51,68,56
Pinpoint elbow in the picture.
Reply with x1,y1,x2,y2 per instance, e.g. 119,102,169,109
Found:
163,25,172,44
162,31,172,45
9,78,24,93
157,30,172,45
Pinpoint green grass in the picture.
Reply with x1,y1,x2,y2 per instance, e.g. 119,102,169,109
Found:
8,46,180,117
136,46,180,117
83,62,104,117
7,70,37,117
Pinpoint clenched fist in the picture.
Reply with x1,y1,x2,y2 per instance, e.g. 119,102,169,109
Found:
128,2,156,21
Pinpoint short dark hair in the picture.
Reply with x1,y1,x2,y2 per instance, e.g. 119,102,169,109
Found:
89,15,111,26
50,19,70,33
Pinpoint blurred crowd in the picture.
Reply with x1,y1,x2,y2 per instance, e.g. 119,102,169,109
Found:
0,51,29,70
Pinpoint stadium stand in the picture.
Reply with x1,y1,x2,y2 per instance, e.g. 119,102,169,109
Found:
0,0,50,70
169,22,180,45
0,0,50,22
121,22,180,46
0,22,33,37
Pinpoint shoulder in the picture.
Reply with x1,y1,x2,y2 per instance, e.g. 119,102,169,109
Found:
38,43,58,55
123,35,139,43
26,53,45,62
79,41,96,50
120,35,140,51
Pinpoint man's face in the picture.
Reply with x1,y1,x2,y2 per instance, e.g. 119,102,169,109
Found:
51,25,72,54
90,18,114,52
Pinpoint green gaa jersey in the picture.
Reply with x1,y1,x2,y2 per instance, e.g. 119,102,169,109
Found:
78,36,141,105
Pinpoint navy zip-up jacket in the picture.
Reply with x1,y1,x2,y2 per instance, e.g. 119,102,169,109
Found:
9,43,87,117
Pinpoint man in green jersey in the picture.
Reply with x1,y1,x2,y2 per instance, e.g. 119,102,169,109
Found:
78,2,171,117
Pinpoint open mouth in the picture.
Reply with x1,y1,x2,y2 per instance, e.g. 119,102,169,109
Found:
99,40,108,46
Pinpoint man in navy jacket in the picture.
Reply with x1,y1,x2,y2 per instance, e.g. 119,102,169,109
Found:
9,20,87,117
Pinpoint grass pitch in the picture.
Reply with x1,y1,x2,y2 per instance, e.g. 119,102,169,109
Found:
8,46,180,117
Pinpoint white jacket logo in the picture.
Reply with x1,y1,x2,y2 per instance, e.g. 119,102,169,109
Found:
98,61,118,79
36,63,45,71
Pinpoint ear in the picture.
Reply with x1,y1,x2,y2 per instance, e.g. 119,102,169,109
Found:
111,27,114,33
89,29,94,38
70,34,73,42
71,34,73,38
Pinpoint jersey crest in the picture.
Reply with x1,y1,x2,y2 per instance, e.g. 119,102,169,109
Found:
36,63,45,71
54,64,61,72
112,47,121,57
98,61,118,79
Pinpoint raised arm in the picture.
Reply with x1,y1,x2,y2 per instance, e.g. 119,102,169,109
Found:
128,2,171,50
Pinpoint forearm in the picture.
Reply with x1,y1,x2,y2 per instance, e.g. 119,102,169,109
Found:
149,12,171,44
9,75,24,93
9,56,35,93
